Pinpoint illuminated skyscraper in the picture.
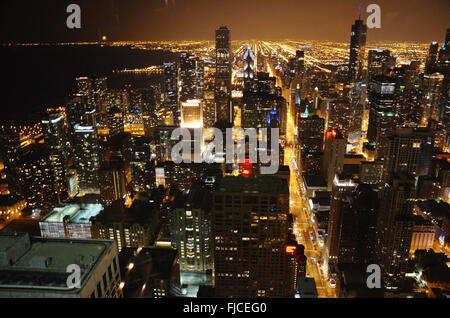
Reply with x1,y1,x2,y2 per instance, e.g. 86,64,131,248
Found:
426,42,440,74
107,106,124,137
322,129,346,190
180,99,203,128
348,19,367,83
215,26,233,124
171,183,212,273
212,176,295,298
383,127,434,182
180,52,197,101
327,181,379,266
41,113,69,202
367,75,397,159
378,173,415,290
195,58,205,99
163,62,179,125
73,125,100,193
298,115,325,173
422,73,444,124
243,46,255,92
17,144,58,213
368,49,391,82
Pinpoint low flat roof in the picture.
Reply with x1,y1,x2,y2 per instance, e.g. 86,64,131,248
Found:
41,203,103,224
0,234,115,292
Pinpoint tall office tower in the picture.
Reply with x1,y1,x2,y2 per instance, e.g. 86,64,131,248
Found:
294,50,305,76
242,72,286,134
17,144,58,213
298,115,325,173
195,58,205,99
422,73,444,124
243,46,255,92
378,173,416,290
66,95,89,132
0,232,122,298
107,106,124,137
130,136,155,192
322,129,346,191
76,76,92,97
98,161,128,206
0,125,25,197
426,42,440,74
137,86,160,135
73,125,100,193
212,177,295,298
368,49,391,82
383,127,434,182
394,62,422,126
41,113,69,203
171,183,212,273
215,26,233,124
163,62,179,125
437,29,450,124
180,52,197,101
348,19,367,83
367,75,397,159
180,99,203,128
327,182,379,266
91,196,161,252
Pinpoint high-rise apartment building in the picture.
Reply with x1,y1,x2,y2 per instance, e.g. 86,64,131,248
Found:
211,176,295,298
322,129,346,190
215,26,233,123
41,113,69,202
73,125,100,193
348,19,367,83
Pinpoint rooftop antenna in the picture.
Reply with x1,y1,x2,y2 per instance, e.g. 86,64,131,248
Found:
358,0,362,20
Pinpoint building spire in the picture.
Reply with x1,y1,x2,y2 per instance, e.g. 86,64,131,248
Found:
358,0,362,20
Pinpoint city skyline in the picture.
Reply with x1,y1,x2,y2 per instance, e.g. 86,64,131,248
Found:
0,0,449,302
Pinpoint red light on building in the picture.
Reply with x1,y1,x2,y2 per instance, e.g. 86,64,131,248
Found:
239,158,253,178
286,245,297,255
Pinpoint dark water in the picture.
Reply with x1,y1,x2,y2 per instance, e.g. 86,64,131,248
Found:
0,45,178,119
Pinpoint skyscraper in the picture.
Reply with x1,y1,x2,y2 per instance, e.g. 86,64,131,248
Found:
171,183,212,274
378,173,416,290
348,19,367,83
73,125,100,193
383,127,434,181
163,62,179,125
425,42,439,74
327,182,379,265
322,129,346,190
421,73,444,124
17,144,58,213
367,75,397,159
298,115,325,173
180,52,197,101
215,26,233,124
212,176,295,298
368,49,391,82
41,113,69,203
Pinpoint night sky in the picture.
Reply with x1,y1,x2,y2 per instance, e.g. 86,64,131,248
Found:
1,0,449,43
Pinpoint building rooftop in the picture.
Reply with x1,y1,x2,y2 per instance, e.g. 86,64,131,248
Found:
41,203,103,224
216,176,289,194
0,232,115,293
303,174,327,188
91,197,159,225
416,200,450,219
